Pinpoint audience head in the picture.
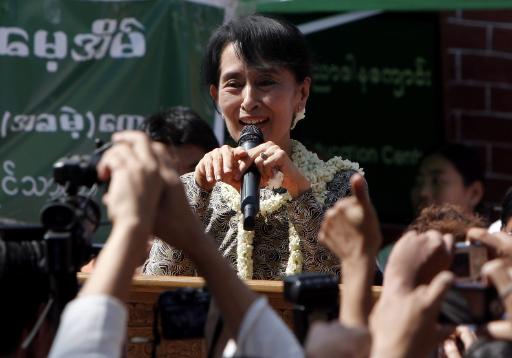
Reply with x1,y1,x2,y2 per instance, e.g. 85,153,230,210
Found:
500,187,512,234
411,143,485,215
408,204,486,242
140,106,219,175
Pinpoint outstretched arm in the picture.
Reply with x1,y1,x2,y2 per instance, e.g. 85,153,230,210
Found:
50,131,166,357
319,173,381,327
154,148,302,356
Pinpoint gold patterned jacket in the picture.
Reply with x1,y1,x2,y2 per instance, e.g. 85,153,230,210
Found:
143,165,357,280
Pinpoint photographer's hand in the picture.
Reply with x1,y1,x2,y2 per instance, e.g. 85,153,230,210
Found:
318,173,381,327
81,131,165,302
305,321,371,358
481,258,512,340
384,230,454,290
370,230,455,358
467,228,512,258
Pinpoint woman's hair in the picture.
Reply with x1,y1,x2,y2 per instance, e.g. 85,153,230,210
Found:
408,204,487,242
202,14,312,87
422,143,485,187
140,106,219,152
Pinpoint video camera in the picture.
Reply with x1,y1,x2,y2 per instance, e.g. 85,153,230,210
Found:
0,142,110,354
284,272,339,344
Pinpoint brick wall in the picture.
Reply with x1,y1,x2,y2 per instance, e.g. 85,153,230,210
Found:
441,10,512,215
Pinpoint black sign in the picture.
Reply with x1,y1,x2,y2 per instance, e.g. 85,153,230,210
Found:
285,12,444,224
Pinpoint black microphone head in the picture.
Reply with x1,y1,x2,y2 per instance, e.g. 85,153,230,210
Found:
238,125,264,146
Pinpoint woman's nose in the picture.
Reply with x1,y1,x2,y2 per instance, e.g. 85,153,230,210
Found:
241,85,259,112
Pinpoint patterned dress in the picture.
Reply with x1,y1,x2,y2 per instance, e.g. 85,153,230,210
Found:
143,166,358,280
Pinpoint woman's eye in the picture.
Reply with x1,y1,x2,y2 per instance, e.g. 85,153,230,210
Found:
225,80,241,88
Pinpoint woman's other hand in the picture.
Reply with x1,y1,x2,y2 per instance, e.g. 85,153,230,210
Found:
247,141,310,198
194,145,248,191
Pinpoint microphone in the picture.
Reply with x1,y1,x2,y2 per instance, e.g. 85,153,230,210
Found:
238,125,264,231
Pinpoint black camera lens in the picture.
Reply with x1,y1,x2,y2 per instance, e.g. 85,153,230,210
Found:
41,204,76,231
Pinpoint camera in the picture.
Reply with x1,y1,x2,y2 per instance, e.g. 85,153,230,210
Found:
0,143,108,355
439,282,504,325
439,241,502,325
451,241,488,283
284,273,339,343
155,287,211,341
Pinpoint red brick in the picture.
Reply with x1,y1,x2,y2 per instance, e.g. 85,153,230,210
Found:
461,54,512,82
484,177,512,203
492,147,512,175
493,27,512,53
442,23,487,49
446,84,486,110
463,10,512,23
491,87,512,112
459,115,512,143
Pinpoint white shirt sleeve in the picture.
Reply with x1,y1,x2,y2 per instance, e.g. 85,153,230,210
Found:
49,294,127,358
235,296,304,358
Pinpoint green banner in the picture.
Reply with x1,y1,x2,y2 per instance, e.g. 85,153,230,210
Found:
0,0,224,234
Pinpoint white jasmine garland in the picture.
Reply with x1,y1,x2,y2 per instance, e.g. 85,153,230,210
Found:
219,140,362,279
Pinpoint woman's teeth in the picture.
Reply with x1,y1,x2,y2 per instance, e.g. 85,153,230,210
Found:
240,118,267,125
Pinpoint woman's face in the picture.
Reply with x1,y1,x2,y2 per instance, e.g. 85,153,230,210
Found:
210,42,310,151
411,155,476,214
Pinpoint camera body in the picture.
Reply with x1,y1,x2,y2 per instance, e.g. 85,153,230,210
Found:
440,241,503,324
284,273,339,343
157,288,211,340
440,282,504,325
451,241,488,283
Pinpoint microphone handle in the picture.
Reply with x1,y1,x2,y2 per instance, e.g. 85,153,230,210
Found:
241,166,260,230
241,141,261,231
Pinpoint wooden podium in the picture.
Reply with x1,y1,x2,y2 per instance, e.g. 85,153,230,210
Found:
78,274,381,358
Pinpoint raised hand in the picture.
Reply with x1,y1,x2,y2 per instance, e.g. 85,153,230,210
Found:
370,230,455,357
385,230,454,289
481,258,512,340
318,173,381,262
97,131,164,235
371,270,454,358
317,173,379,327
151,144,207,254
467,228,512,258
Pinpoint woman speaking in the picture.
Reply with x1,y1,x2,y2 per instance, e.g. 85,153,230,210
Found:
144,14,362,280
